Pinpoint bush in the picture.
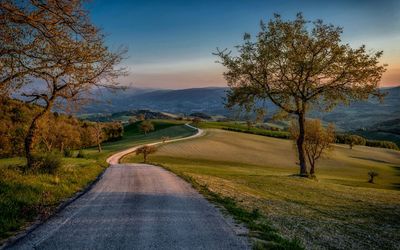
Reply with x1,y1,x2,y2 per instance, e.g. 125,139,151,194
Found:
336,134,399,151
366,140,399,150
63,148,74,157
368,170,379,183
136,145,157,163
76,149,86,158
31,151,62,174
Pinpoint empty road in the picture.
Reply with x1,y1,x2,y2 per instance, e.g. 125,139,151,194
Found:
7,127,249,249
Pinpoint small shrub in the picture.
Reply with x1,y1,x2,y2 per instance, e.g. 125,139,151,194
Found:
63,148,74,157
77,149,86,158
368,171,379,183
31,151,62,174
136,145,157,163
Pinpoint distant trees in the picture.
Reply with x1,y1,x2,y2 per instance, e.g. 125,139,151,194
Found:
138,114,146,121
136,145,157,163
216,13,386,176
192,117,202,127
290,119,335,176
140,121,154,135
336,134,399,151
1,0,126,168
345,135,366,149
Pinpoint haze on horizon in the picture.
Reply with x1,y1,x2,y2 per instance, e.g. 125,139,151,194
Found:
89,0,400,89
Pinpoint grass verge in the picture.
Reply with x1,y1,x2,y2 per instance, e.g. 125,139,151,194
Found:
0,157,104,240
155,162,303,250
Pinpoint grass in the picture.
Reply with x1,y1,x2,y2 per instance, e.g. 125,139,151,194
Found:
0,157,103,240
81,120,194,162
122,129,400,249
198,121,290,140
0,120,196,241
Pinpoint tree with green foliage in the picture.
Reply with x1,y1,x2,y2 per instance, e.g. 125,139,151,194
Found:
216,13,386,176
346,135,366,149
140,120,154,135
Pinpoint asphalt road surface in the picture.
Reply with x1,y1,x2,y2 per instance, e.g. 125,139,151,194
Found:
8,163,249,249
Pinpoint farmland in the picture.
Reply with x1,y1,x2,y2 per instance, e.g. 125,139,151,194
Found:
122,129,400,249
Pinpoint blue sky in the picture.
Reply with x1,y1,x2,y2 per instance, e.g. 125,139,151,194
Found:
88,0,400,89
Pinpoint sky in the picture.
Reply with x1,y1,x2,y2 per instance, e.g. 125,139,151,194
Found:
88,0,400,89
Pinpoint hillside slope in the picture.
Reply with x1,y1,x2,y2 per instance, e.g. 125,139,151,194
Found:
82,86,400,131
123,129,400,249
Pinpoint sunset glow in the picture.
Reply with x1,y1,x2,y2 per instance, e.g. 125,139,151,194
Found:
89,0,400,89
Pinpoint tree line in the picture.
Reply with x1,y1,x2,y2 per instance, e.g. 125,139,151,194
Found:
0,0,126,167
0,98,123,158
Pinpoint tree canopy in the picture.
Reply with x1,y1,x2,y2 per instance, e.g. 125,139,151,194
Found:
216,13,386,176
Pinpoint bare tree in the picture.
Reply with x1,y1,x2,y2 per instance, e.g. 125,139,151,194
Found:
1,0,127,167
136,145,157,163
290,119,335,176
215,13,386,176
94,122,103,152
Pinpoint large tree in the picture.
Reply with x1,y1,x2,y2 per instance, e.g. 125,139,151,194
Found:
1,0,126,168
0,0,102,95
215,13,386,176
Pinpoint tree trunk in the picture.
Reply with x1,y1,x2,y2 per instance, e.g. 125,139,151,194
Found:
143,153,147,163
309,163,315,176
296,113,308,176
97,142,102,152
25,107,51,169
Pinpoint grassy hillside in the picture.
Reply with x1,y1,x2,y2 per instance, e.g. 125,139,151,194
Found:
123,129,400,249
81,120,194,161
0,120,196,241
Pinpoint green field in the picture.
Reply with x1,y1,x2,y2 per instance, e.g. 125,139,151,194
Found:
123,129,400,249
81,120,195,162
0,120,196,241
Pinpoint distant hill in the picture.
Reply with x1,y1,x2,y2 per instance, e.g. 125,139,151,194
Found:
81,87,229,115
82,86,400,132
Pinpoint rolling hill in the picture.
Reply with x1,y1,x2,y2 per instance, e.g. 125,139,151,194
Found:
81,86,400,140
122,128,400,249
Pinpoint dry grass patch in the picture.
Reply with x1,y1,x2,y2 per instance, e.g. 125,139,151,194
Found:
123,129,400,249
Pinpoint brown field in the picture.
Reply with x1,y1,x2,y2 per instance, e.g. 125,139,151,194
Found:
123,129,400,249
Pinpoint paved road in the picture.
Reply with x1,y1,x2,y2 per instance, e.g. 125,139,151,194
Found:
8,127,249,249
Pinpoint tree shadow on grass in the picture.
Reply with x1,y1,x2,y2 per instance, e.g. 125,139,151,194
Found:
350,156,391,164
391,165,400,190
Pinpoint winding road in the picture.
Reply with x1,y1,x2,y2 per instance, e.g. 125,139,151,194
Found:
7,125,249,249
